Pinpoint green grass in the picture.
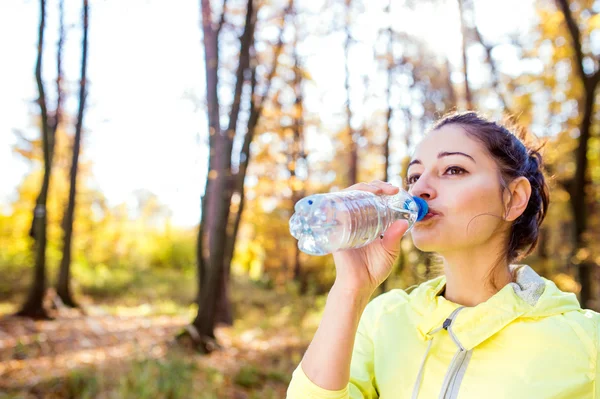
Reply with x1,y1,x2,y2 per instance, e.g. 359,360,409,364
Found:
11,355,198,399
0,271,324,398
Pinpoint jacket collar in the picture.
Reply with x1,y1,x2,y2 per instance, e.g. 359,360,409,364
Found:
413,265,546,351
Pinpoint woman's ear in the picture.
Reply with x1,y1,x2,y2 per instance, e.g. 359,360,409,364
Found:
504,176,532,221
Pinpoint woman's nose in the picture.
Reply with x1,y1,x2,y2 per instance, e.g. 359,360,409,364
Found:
409,174,437,200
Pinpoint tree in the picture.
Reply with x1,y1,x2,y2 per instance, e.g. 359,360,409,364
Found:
217,7,290,323
57,0,89,308
185,0,292,352
457,0,473,109
17,0,63,319
343,0,359,186
379,0,396,293
554,0,600,307
290,26,307,283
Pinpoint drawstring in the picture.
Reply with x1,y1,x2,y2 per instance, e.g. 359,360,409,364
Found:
411,326,442,399
411,307,465,399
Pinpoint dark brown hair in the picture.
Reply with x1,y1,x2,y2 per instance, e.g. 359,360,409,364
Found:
431,111,550,276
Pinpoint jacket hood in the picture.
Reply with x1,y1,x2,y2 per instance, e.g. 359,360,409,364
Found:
409,264,582,351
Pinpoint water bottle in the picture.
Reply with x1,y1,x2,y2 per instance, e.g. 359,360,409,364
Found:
289,189,428,256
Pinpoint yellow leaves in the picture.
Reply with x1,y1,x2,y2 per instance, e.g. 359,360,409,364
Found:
249,258,264,280
289,176,303,192
536,8,566,38
553,44,574,60
588,13,600,31
575,247,591,262
554,189,571,202
552,273,581,293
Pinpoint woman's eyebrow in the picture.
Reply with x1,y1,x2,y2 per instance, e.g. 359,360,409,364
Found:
408,151,476,168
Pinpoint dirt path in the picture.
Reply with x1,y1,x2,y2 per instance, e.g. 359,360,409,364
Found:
0,308,306,397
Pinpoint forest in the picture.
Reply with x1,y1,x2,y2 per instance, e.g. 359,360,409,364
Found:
1,0,599,397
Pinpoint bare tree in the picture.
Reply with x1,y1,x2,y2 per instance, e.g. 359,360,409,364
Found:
555,0,600,307
472,24,511,113
184,0,292,352
217,3,291,325
343,0,359,185
17,0,63,319
189,0,257,351
57,0,89,308
290,19,306,283
457,0,473,109
380,0,395,293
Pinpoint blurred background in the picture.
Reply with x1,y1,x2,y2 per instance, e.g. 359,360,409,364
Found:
1,0,599,397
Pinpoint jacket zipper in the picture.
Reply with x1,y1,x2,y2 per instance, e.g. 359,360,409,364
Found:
437,307,473,399
439,348,472,398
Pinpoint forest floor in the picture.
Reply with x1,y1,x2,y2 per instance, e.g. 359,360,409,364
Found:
0,278,324,398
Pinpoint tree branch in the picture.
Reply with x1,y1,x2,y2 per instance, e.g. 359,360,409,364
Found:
200,0,221,141
255,0,293,114
457,0,473,109
473,25,512,114
555,0,587,83
226,0,256,136
216,0,228,37
591,67,600,88
52,0,65,139
234,0,293,182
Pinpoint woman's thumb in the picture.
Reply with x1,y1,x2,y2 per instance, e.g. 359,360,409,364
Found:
381,220,409,253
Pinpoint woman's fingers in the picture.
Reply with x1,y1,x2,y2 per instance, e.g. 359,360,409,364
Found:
370,180,400,195
343,181,400,195
380,220,409,253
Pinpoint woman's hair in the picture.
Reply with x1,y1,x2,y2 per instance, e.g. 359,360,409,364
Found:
431,111,550,283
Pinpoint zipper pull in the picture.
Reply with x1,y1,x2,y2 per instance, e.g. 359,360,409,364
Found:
442,318,452,330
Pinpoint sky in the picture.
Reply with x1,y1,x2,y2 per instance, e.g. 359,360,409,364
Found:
0,0,535,227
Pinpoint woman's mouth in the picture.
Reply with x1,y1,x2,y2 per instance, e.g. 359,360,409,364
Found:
419,209,441,222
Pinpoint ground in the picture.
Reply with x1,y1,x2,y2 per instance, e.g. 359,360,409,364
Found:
0,279,323,398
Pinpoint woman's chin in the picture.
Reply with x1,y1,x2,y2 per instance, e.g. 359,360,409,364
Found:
410,233,445,253
412,242,438,253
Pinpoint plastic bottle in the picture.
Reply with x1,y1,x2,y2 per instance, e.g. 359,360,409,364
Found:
289,189,428,256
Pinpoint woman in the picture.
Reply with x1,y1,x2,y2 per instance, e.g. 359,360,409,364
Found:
286,112,600,399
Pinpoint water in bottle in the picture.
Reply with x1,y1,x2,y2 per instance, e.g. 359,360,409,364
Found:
289,189,428,256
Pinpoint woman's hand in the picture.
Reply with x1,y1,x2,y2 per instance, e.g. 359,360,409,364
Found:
332,180,409,296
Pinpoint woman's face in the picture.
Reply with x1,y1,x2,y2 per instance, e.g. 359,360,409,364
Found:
407,125,508,254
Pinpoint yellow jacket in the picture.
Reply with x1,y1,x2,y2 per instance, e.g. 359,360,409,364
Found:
287,265,600,398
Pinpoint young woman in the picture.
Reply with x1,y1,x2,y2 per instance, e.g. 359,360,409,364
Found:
286,112,600,399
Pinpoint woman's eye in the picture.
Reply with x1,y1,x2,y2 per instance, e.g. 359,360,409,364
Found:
445,166,466,176
406,175,420,185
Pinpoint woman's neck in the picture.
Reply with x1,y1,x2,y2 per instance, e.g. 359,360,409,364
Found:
439,247,513,307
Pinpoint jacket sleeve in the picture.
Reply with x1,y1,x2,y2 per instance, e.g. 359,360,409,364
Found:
596,316,600,399
286,300,379,399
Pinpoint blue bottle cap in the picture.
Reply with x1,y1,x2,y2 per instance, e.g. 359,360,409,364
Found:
412,196,429,221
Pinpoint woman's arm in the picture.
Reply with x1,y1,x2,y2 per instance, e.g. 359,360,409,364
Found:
300,283,371,390
289,181,407,396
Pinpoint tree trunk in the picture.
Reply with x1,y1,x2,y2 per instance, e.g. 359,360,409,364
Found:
457,0,473,109
190,0,256,351
445,57,457,109
212,0,257,326
291,32,305,282
555,0,600,308
190,0,226,352
471,18,511,113
17,0,51,319
380,6,394,294
344,0,358,186
57,0,88,308
220,2,291,291
570,83,595,307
